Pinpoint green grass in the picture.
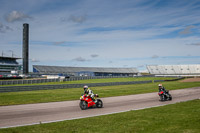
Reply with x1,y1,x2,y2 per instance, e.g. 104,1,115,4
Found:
0,81,200,106
2,77,177,86
0,99,199,133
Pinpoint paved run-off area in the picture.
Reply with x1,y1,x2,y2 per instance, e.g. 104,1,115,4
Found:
0,87,200,129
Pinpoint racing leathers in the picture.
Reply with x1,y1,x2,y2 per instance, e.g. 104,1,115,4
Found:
84,88,96,102
159,86,169,96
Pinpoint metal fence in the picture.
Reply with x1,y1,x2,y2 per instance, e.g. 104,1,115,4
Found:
0,80,152,93
0,78,184,93
0,76,130,86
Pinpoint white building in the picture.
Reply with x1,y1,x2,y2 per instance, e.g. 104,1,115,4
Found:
147,65,200,77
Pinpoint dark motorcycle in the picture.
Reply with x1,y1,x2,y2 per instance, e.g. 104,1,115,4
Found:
158,90,172,101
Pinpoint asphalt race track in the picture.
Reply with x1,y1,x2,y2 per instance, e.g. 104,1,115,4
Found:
0,87,200,129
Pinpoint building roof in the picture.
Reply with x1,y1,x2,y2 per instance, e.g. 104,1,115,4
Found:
33,65,139,74
0,56,21,60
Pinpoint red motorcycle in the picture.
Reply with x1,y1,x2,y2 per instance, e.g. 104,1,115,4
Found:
79,94,103,110
158,90,172,101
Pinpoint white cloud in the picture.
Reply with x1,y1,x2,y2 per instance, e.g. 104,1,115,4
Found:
72,57,90,62
68,15,87,23
187,42,200,46
179,25,195,35
5,11,32,23
30,58,40,62
0,22,12,33
52,41,66,45
90,54,99,58
152,55,159,59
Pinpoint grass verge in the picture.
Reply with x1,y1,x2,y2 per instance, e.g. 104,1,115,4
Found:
0,81,200,106
0,99,199,133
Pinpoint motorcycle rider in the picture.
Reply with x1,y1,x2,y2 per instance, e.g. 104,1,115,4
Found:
83,85,97,103
158,84,169,95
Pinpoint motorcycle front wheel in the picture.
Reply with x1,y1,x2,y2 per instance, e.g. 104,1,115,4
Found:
96,99,103,108
160,95,165,101
168,94,172,100
80,101,88,110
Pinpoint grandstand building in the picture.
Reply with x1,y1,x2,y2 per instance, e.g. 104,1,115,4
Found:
0,56,22,74
33,65,139,76
147,65,200,76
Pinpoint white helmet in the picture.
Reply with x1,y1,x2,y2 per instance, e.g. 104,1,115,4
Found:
83,85,88,90
158,84,162,87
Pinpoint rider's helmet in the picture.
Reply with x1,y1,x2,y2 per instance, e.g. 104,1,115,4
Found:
158,84,163,89
158,84,162,87
83,85,88,91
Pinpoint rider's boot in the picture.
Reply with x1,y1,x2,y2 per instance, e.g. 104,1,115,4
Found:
92,98,97,103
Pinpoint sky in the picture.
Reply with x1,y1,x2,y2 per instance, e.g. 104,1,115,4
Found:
0,0,200,72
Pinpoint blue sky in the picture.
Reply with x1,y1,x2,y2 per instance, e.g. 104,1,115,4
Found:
0,0,200,71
